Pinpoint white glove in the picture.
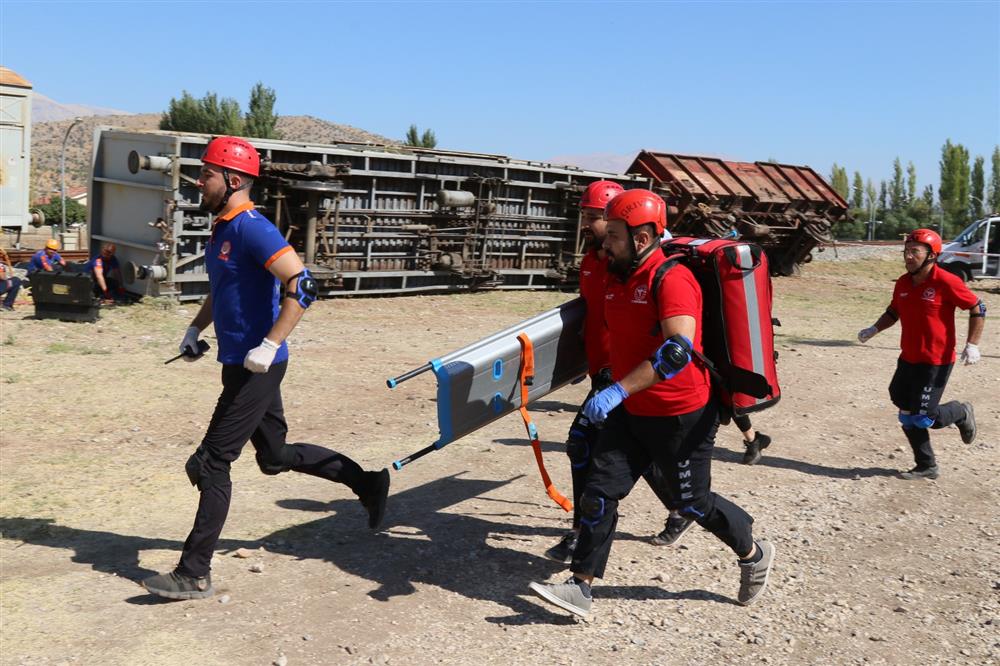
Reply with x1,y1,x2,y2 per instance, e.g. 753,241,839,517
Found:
179,326,201,361
961,343,981,365
244,338,280,373
857,326,878,343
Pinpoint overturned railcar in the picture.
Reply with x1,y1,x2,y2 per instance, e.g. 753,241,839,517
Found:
88,129,646,300
627,151,850,276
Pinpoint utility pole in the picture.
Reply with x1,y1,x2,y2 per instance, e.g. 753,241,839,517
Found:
60,116,83,236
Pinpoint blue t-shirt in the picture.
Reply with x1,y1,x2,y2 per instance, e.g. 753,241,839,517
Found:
30,250,63,272
87,254,120,275
204,203,292,365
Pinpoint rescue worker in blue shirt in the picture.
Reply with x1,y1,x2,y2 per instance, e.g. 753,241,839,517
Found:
142,136,391,601
28,239,66,273
87,243,125,301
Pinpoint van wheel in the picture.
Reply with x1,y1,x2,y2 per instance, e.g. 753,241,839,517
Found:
941,263,970,282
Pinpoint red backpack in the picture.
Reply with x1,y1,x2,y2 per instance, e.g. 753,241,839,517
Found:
651,237,781,416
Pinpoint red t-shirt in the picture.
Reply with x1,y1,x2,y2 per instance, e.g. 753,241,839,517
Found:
580,249,611,377
890,265,979,365
604,252,711,416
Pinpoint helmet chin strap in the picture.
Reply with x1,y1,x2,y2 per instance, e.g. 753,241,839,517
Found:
908,250,936,276
212,167,252,215
627,229,658,274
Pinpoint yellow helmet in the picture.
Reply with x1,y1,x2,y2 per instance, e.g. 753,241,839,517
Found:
45,239,60,251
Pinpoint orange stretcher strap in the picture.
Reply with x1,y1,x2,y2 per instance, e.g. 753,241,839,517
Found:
517,332,572,513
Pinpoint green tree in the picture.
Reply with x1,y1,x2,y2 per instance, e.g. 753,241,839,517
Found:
906,161,917,203
38,197,87,226
405,124,438,148
970,155,985,219
160,90,244,135
851,171,865,209
878,180,888,216
830,163,849,201
989,146,1000,213
245,82,280,139
890,157,906,211
939,139,971,234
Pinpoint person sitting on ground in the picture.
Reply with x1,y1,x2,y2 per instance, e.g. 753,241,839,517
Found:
87,243,126,302
28,239,67,274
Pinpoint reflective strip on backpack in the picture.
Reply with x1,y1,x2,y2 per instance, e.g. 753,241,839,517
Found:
736,244,766,405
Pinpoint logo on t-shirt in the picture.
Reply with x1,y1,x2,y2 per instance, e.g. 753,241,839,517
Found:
921,287,936,301
218,240,232,262
631,285,648,304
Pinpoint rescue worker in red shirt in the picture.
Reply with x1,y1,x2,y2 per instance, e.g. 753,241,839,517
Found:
529,190,775,617
543,181,676,564
857,228,984,480
142,137,390,600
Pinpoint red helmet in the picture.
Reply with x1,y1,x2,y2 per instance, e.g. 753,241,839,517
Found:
905,228,942,254
202,136,260,177
605,189,667,236
580,180,625,210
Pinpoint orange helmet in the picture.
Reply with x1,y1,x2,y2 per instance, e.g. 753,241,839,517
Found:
580,181,625,210
905,228,942,254
605,189,667,236
45,239,60,251
202,136,260,177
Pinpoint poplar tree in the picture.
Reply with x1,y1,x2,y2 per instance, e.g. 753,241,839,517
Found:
939,140,971,233
852,171,865,209
245,82,280,139
970,156,985,219
906,162,917,204
890,158,906,211
830,163,849,201
990,146,1000,213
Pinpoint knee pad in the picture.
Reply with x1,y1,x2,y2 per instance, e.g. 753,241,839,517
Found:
677,499,710,521
566,430,590,470
255,447,292,476
579,493,607,528
185,446,231,491
899,412,935,429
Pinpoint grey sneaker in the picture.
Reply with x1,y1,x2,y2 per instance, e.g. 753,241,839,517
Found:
142,570,213,600
738,540,775,606
528,576,592,617
957,402,977,444
742,432,772,465
543,531,578,564
650,513,696,546
900,465,939,480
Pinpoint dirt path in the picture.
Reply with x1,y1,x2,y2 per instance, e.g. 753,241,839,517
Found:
2,255,998,666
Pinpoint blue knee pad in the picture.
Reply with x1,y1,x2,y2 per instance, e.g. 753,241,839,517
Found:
899,412,935,429
677,504,706,520
579,494,606,528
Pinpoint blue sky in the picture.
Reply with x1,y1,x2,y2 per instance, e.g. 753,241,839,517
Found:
3,0,998,193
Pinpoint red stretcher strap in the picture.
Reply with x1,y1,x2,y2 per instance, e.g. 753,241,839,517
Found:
517,332,572,513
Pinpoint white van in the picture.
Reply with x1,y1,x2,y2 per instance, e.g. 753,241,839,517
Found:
938,215,1000,281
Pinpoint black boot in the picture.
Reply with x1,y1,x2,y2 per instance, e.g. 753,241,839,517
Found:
742,432,772,465
359,468,390,529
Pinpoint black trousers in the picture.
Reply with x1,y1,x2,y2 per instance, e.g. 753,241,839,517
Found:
566,377,675,528
571,398,754,579
888,359,965,468
178,361,365,577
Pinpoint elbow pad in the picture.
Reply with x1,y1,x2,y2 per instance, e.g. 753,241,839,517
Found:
884,307,899,322
971,300,986,318
650,334,692,381
286,268,318,309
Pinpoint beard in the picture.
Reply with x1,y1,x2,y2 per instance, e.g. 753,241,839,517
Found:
584,232,605,251
607,251,632,279
198,190,221,213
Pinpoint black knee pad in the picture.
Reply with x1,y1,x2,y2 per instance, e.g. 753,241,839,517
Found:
255,448,290,476
579,492,608,528
185,446,231,491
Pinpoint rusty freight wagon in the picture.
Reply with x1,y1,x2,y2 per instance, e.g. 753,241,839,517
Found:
627,150,850,276
87,130,846,299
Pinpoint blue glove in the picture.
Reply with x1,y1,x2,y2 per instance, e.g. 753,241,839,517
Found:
583,382,629,424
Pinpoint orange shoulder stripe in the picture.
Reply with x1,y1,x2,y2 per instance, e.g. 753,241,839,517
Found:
264,245,294,268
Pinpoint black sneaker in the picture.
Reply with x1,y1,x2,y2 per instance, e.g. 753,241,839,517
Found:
543,531,578,564
742,432,772,465
900,465,939,480
957,402,977,444
359,468,390,529
650,513,695,546
142,570,213,600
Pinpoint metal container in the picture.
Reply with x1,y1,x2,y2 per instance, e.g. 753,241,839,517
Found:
0,67,40,229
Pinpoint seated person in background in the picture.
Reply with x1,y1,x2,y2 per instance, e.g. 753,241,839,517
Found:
29,239,66,273
88,243,126,301
0,251,22,311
